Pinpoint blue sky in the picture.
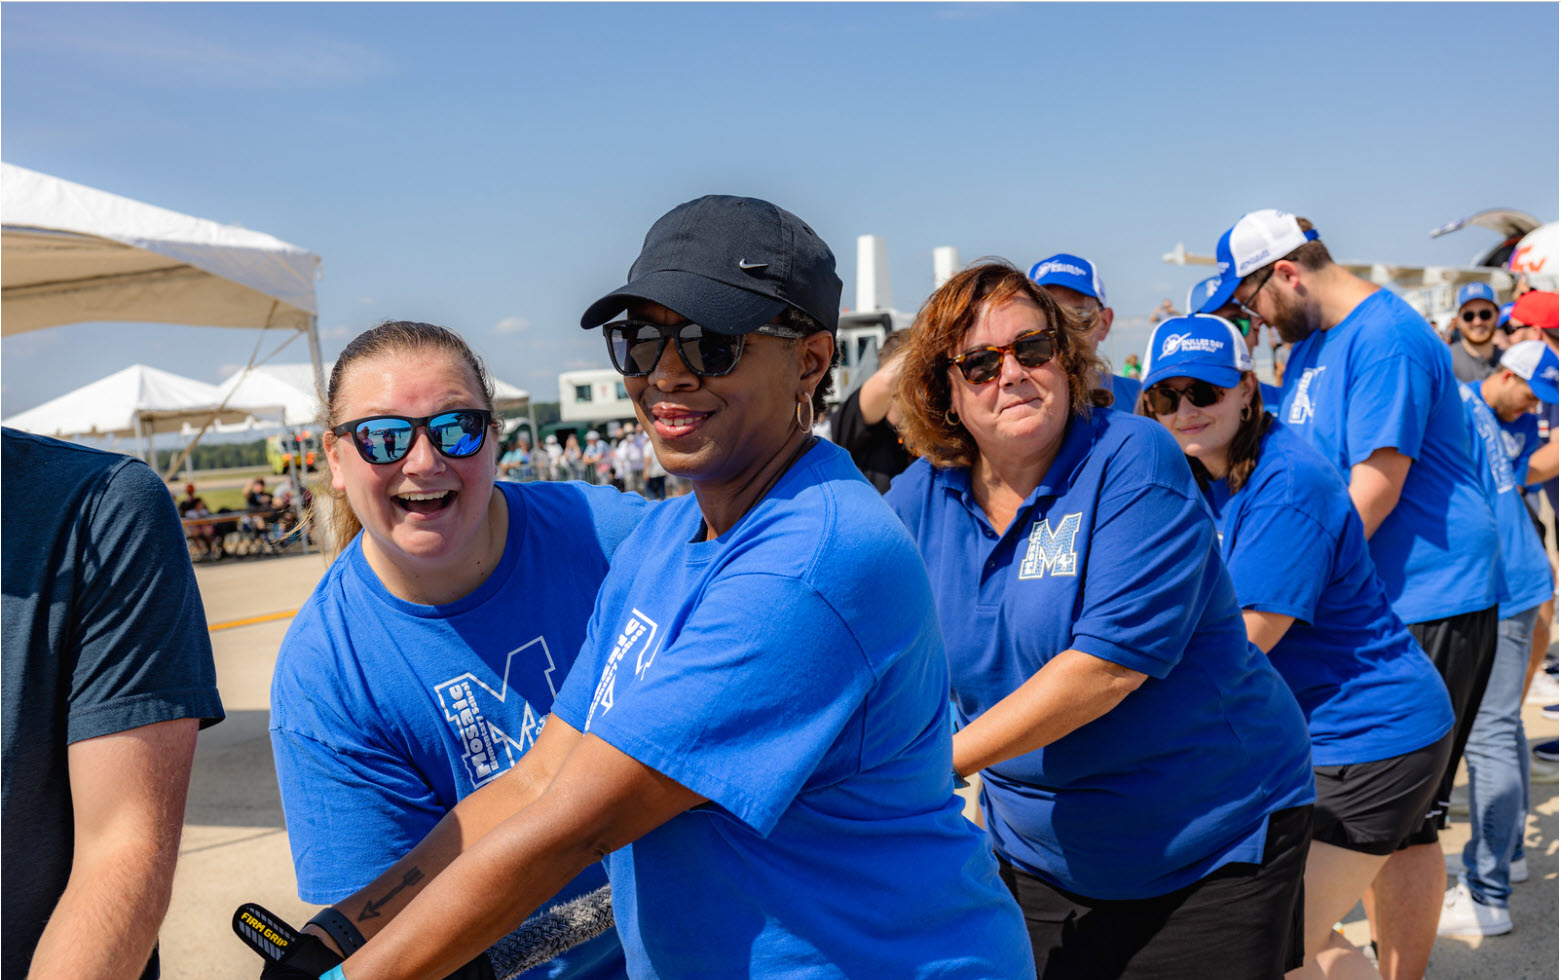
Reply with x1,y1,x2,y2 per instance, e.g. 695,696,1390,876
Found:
3,2,1557,424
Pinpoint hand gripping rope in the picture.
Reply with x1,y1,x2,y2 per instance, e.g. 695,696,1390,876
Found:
233,885,614,980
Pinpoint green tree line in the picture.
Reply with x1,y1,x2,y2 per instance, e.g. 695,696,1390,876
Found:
154,439,268,471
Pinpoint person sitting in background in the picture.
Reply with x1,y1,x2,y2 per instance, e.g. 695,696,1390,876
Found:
1450,282,1505,383
830,328,914,492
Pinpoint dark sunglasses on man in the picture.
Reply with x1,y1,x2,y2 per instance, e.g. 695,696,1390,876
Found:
1143,379,1228,416
332,410,493,465
949,329,1057,385
1460,308,1496,323
603,320,800,378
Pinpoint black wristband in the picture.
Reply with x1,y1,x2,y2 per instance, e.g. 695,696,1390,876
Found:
305,908,366,955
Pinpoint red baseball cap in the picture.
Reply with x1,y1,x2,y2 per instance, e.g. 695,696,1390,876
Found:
1510,290,1559,331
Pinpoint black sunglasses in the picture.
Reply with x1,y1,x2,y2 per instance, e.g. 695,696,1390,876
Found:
603,320,802,378
1143,380,1228,416
949,329,1056,385
332,410,494,465
1461,308,1496,323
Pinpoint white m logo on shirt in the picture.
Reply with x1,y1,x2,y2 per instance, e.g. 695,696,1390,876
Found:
1019,512,1083,579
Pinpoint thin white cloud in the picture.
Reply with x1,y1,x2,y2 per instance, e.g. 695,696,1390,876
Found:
5,12,386,88
493,316,532,336
359,296,376,305
321,323,354,340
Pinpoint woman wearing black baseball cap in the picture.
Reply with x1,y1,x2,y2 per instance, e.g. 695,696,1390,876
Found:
266,196,1032,980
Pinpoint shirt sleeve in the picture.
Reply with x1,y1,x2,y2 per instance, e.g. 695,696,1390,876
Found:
67,460,224,744
1343,354,1437,465
554,572,874,838
270,642,448,903
1069,467,1224,680
580,484,652,562
1224,502,1336,623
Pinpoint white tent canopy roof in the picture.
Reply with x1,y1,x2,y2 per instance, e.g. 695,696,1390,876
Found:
2,363,282,439
1,162,320,336
216,363,324,428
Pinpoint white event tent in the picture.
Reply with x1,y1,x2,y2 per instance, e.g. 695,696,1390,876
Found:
0,161,325,392
216,361,531,427
2,363,283,457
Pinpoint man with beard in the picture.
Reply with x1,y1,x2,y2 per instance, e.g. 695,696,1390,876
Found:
1450,282,1505,382
1198,210,1501,980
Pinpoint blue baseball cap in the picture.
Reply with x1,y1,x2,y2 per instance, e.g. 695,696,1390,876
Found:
1499,302,1514,328
1142,315,1254,390
1028,253,1107,306
1500,340,1560,403
1197,210,1320,313
1457,282,1497,309
1187,276,1221,315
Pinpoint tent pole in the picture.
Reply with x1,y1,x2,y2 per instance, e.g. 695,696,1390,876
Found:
305,316,325,409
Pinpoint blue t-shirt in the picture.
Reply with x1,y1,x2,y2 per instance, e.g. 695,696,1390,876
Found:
1461,383,1553,619
271,480,648,980
551,440,1032,979
1278,289,1499,624
885,409,1314,901
1486,400,1543,486
1203,422,1453,766
1259,380,1283,414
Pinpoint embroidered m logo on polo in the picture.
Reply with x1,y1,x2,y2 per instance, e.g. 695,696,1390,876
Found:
1019,512,1083,579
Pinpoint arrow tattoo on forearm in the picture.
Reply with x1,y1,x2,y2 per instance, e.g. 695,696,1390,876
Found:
358,867,425,921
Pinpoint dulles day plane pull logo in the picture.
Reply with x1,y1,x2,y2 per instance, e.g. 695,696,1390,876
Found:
434,636,559,789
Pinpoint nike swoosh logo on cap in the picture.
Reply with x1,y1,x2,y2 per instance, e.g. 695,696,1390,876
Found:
737,259,767,270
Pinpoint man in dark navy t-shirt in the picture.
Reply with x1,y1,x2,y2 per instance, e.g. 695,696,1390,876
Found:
2,429,224,979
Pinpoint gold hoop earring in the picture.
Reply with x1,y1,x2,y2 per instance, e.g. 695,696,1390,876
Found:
1241,402,1254,422
796,395,815,433
944,408,960,427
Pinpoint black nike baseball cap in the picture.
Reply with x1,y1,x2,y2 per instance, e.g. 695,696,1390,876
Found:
580,195,842,336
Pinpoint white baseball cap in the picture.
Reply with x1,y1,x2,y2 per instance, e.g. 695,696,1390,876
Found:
1197,210,1320,314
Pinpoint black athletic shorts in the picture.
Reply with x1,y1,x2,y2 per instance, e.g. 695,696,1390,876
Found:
996,805,1312,979
1406,605,1498,843
1312,729,1455,855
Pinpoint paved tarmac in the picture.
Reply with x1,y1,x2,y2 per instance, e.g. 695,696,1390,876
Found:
163,552,1559,978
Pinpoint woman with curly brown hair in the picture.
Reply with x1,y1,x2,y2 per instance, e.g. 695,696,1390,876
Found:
886,261,1315,979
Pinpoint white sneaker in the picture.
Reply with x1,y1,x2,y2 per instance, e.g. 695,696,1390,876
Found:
1445,854,1528,883
1526,670,1559,705
1438,881,1513,937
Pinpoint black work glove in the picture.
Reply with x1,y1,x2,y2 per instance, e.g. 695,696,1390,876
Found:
259,933,342,979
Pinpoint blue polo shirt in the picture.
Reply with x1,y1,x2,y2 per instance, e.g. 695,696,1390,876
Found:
885,409,1314,901
1203,422,1453,766
551,439,1033,979
1278,289,1499,625
1461,383,1553,619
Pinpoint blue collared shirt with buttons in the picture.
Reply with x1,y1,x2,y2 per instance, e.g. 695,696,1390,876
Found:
887,407,1314,900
